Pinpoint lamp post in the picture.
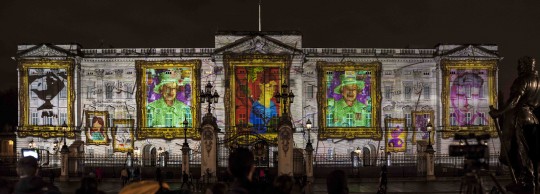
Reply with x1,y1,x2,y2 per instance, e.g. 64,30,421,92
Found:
304,118,314,194
274,84,295,116
425,121,436,181
182,118,190,174
28,139,35,148
200,81,219,115
306,119,312,145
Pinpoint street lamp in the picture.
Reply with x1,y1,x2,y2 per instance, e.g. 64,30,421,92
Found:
200,81,219,114
425,122,435,153
306,118,312,144
274,84,295,116
183,119,189,144
60,121,70,154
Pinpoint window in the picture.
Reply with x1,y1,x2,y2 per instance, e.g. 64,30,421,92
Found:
404,84,412,100
147,111,153,127
478,112,486,125
88,148,94,157
405,113,411,127
450,113,456,126
306,85,314,99
43,116,53,126
184,108,192,126
86,81,95,99
31,112,39,125
384,113,392,119
465,112,471,125
165,113,173,127
59,113,67,126
125,84,133,99
31,84,37,98
345,113,354,127
60,87,67,98
326,113,334,127
105,83,113,99
384,71,392,75
423,86,430,100
480,83,486,99
366,113,371,126
385,86,392,100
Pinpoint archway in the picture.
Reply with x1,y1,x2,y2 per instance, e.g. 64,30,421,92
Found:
142,144,156,167
362,147,371,166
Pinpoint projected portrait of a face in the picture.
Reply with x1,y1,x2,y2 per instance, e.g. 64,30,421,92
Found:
449,71,488,126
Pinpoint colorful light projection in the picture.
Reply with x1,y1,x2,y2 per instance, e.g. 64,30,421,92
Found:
317,61,382,139
411,111,434,144
112,119,134,153
136,60,201,139
224,55,289,143
85,111,109,145
18,59,75,138
385,118,407,153
441,60,497,138
234,66,282,134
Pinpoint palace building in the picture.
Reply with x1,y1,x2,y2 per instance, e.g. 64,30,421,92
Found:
12,31,501,176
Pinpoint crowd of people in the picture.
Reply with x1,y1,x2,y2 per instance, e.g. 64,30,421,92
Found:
0,148,352,194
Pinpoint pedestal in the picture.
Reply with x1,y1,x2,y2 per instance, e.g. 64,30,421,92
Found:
200,123,217,180
277,120,293,176
182,143,190,174
426,151,436,181
59,153,69,181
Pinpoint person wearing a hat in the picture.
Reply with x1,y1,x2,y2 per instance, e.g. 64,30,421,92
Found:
147,71,190,127
329,73,367,127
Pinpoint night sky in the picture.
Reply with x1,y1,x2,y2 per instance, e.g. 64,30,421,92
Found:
1,0,540,98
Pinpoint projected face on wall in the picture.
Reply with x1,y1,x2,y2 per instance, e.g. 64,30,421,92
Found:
234,66,281,134
449,70,489,126
146,68,192,128
386,119,407,152
325,70,372,127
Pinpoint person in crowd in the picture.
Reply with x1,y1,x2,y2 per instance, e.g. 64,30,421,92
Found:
49,169,55,184
75,177,105,194
326,170,349,194
273,175,293,194
226,147,257,194
121,167,129,186
0,178,14,194
155,167,162,182
13,156,59,194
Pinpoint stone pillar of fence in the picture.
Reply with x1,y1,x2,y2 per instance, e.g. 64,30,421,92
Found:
277,118,294,176
425,148,436,181
59,152,69,181
200,113,219,181
416,141,427,175
304,140,314,194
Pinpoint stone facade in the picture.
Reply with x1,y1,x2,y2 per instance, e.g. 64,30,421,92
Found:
15,32,501,165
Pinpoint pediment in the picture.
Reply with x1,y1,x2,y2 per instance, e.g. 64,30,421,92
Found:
442,45,498,58
214,35,302,55
18,44,73,57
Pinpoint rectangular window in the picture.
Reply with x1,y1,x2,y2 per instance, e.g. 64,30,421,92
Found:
87,81,95,99
31,112,39,125
165,113,172,127
404,85,411,100
423,86,430,100
125,84,133,99
346,113,354,127
366,113,371,126
147,111,153,127
384,113,392,119
450,113,456,126
465,112,471,125
106,84,113,99
480,83,486,99
185,108,192,126
405,114,411,127
307,85,314,99
88,148,94,157
479,112,486,125
326,113,334,127
385,86,392,100
59,113,67,125
60,87,67,98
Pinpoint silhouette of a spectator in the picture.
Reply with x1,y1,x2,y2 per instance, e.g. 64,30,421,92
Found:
13,156,59,194
326,170,348,194
273,175,294,194
75,177,105,194
226,147,257,194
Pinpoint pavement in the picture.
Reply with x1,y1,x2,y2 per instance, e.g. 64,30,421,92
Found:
1,176,513,194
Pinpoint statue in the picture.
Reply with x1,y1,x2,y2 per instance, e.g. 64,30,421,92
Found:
490,56,540,193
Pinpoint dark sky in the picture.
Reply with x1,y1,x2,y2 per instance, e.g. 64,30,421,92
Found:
1,0,540,97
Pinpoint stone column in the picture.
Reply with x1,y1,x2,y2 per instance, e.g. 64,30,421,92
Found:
200,113,219,180
426,147,436,181
59,152,69,181
182,143,190,174
304,141,314,194
416,142,427,175
277,118,294,176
